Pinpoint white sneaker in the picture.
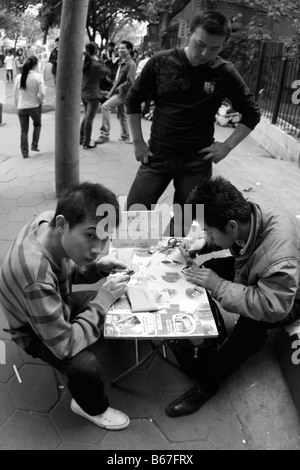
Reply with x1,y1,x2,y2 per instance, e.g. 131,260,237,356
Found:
70,399,130,430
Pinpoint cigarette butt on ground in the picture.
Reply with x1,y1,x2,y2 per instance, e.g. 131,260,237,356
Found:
13,364,22,384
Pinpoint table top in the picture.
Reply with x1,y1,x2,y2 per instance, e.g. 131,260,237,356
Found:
104,245,219,340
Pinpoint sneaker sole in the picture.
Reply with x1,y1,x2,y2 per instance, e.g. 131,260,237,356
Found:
71,402,130,430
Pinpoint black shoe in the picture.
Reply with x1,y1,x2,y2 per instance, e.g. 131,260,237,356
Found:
165,383,219,418
83,143,97,149
22,153,29,159
79,138,83,145
31,144,40,151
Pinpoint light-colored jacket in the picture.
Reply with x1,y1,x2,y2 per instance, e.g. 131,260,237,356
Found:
13,70,46,109
207,203,300,323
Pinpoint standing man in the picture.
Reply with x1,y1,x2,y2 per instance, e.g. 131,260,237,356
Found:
49,37,59,86
95,40,136,144
4,50,14,84
125,11,260,235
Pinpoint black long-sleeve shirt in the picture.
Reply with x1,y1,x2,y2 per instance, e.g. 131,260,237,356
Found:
126,48,260,153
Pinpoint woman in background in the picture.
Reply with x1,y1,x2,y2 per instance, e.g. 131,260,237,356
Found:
80,42,111,149
14,48,25,75
13,56,45,158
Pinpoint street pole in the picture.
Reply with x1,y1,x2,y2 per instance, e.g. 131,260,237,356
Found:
55,0,89,196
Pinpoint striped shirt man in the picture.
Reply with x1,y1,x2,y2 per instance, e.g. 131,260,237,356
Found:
0,211,116,359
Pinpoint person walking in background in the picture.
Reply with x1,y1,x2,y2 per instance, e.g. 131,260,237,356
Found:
4,50,14,84
95,40,136,145
13,56,46,159
14,48,25,75
125,11,260,236
80,42,111,149
49,37,59,86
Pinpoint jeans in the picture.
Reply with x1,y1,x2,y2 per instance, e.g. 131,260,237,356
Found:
24,291,109,416
126,151,212,236
18,106,42,157
100,93,130,140
80,99,100,145
6,69,13,83
199,257,298,388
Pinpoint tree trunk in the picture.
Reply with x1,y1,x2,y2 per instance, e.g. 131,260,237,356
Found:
55,0,89,196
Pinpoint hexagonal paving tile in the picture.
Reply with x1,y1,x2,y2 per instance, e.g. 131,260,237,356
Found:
50,394,107,444
8,364,59,412
0,199,18,214
0,222,25,240
153,392,220,442
0,187,26,199
106,369,163,417
0,340,24,383
0,410,61,449
8,207,37,223
8,177,33,188
100,419,170,450
17,193,46,207
0,383,14,425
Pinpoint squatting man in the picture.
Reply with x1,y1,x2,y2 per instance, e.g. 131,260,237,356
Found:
0,182,133,431
165,176,300,418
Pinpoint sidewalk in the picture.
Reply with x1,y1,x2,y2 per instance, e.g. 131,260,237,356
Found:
0,98,300,450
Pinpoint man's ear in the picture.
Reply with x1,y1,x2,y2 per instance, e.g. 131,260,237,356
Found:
226,220,238,233
56,215,67,233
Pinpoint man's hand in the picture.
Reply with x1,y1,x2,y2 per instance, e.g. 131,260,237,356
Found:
198,141,231,164
133,141,153,164
97,255,127,274
179,237,206,262
102,274,129,300
184,266,221,291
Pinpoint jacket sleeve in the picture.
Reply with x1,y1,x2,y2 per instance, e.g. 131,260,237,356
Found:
211,259,300,323
225,64,261,130
37,75,46,104
126,57,156,113
118,61,137,96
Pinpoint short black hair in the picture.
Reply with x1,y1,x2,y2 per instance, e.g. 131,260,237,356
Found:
49,182,120,230
190,11,231,40
188,176,251,232
119,40,133,51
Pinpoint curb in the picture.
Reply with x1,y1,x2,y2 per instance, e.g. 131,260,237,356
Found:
3,103,55,114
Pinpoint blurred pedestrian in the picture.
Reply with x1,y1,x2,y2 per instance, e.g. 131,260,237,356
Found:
14,48,25,75
80,42,111,149
49,37,59,86
13,56,46,159
4,50,14,84
95,40,136,144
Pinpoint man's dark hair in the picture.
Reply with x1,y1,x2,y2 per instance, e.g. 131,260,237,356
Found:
49,182,120,230
188,176,251,232
83,42,98,74
190,11,231,40
119,40,133,51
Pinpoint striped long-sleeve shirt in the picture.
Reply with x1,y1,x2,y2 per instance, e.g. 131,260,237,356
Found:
0,211,116,359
